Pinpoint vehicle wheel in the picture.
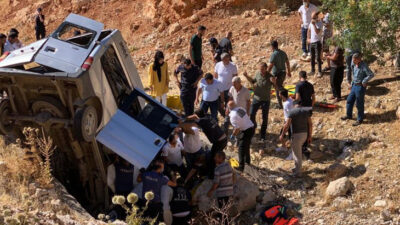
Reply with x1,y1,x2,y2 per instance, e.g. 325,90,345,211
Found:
73,105,98,142
0,100,14,135
32,97,68,118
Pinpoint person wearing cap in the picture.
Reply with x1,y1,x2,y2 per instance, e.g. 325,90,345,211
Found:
209,37,223,63
0,34,6,55
298,0,317,58
35,8,46,40
280,101,312,176
341,53,374,126
174,58,203,116
227,100,254,171
243,62,274,141
189,26,206,68
307,11,324,78
215,52,238,132
196,73,224,120
219,31,233,56
267,40,291,109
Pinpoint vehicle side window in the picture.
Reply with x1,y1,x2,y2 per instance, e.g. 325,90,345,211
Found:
101,46,131,105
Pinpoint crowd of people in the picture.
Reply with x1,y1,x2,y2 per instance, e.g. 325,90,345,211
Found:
0,2,376,224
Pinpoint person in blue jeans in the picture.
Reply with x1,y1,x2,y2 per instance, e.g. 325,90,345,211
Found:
196,73,224,120
341,53,374,126
298,0,317,58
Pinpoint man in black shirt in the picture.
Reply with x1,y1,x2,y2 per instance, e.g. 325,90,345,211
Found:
183,109,227,178
35,8,46,40
209,37,223,63
219,31,233,56
170,178,192,225
295,71,315,107
174,59,203,116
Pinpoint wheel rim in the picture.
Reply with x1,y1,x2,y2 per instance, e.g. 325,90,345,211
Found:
82,107,97,138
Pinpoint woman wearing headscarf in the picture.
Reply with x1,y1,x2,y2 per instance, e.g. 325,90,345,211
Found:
148,51,169,105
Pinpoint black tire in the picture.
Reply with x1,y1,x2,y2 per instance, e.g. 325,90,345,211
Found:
0,100,14,135
32,96,68,118
73,105,98,142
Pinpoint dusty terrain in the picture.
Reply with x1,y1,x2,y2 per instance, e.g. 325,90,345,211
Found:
0,0,400,224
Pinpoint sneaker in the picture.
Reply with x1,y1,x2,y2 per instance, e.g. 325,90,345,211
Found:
302,53,307,58
275,147,287,152
317,72,323,78
285,152,293,160
341,116,351,121
352,120,362,126
306,55,311,60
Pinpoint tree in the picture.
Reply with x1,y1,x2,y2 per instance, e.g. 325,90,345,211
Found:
322,0,400,62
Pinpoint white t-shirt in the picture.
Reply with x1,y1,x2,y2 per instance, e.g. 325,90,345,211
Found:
229,107,254,131
229,86,250,112
3,40,23,52
308,21,323,43
298,4,318,28
283,98,294,121
162,140,184,166
183,127,202,154
215,61,238,91
200,79,223,102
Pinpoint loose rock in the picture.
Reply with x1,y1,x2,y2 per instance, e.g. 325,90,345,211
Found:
168,23,182,35
325,177,354,199
250,28,260,36
326,163,349,181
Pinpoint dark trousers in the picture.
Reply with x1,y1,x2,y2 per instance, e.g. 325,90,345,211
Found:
209,138,227,179
35,28,46,40
330,66,345,98
200,100,219,121
237,127,254,170
218,90,230,133
172,215,191,225
184,148,204,170
274,72,286,109
301,27,310,54
194,60,203,69
346,85,366,122
181,90,196,116
249,99,270,139
310,41,322,73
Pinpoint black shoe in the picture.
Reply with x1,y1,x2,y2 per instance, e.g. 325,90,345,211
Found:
341,116,351,121
352,121,362,126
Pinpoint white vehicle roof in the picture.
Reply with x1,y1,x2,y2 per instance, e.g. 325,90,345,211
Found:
0,14,104,75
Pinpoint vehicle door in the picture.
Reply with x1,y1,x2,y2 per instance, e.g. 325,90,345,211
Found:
96,89,180,169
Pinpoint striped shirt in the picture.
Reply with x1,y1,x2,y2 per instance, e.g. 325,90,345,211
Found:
213,162,234,198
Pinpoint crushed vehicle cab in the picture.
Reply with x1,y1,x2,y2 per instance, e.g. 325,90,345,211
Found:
0,14,179,214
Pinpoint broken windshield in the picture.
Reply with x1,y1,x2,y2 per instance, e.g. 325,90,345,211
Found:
52,22,96,49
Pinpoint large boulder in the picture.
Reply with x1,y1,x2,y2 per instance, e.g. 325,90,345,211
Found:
325,177,354,200
193,175,259,212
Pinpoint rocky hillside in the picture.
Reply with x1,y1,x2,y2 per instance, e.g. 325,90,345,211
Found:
1,0,400,224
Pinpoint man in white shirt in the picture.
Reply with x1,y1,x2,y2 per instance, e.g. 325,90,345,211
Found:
298,0,317,58
196,73,225,120
215,53,238,129
162,133,187,178
308,11,323,77
3,32,22,52
182,125,204,169
227,100,254,171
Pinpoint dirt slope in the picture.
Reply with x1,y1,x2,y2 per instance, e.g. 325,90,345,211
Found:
1,0,400,224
